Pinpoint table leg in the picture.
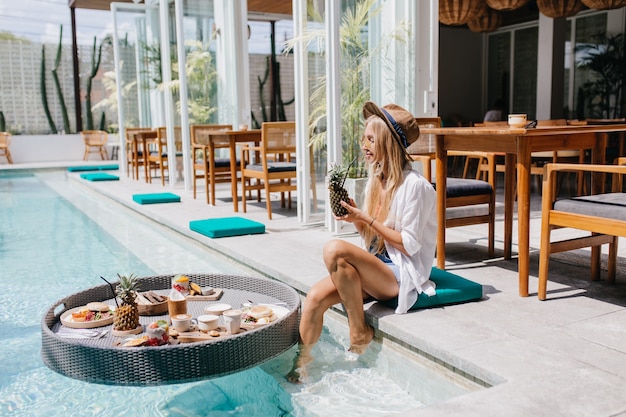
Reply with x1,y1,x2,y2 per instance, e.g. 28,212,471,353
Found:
230,140,239,212
504,153,515,260
516,139,531,297
436,136,447,270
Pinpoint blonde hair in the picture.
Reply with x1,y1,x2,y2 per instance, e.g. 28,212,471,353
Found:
362,115,410,253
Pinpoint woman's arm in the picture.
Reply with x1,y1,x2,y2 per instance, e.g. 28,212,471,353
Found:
337,200,409,256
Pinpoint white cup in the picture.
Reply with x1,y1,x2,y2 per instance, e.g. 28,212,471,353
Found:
223,309,242,334
508,114,527,128
239,124,248,131
171,313,195,332
197,314,219,332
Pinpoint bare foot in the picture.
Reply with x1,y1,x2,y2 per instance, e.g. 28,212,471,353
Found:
348,325,374,355
286,344,313,384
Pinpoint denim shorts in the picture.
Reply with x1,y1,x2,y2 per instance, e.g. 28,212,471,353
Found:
375,252,401,283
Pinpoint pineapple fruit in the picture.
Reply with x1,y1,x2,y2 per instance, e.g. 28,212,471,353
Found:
113,273,140,331
327,163,350,216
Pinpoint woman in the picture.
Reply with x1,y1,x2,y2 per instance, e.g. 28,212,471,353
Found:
287,102,438,383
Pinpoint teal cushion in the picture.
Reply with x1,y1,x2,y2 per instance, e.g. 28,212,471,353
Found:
189,217,265,238
383,267,483,310
79,173,119,181
68,164,119,172
132,193,181,205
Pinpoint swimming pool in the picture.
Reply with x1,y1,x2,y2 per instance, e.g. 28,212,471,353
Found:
0,170,479,416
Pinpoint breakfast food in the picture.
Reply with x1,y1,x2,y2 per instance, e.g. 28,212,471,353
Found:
86,301,110,312
242,305,276,325
146,320,169,346
69,303,113,322
122,335,149,347
172,274,190,294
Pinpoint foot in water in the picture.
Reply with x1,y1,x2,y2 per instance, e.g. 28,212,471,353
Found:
286,344,314,384
348,325,374,355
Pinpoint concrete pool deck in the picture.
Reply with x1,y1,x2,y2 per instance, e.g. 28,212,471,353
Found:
5,162,626,416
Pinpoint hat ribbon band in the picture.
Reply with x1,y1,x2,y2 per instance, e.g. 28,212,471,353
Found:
380,108,408,148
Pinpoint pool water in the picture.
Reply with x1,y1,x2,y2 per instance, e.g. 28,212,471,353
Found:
0,171,478,416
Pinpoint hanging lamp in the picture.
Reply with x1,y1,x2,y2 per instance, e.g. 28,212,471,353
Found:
536,0,585,17
485,0,530,11
468,8,503,32
580,0,626,9
439,0,485,26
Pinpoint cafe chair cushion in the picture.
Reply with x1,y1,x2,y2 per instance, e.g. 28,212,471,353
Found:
382,267,483,310
68,164,119,172
79,173,120,181
553,193,626,221
132,192,181,205
432,177,493,197
189,216,265,238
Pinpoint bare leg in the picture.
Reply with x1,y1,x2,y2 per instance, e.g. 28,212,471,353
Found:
324,240,398,352
287,277,341,383
287,239,398,382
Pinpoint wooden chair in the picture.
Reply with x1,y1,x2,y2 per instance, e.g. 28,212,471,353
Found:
240,121,297,220
410,117,496,258
81,130,108,161
147,127,182,185
189,124,234,204
538,160,626,300
125,127,153,179
0,132,13,164
530,119,586,196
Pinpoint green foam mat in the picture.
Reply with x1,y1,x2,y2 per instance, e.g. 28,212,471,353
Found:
189,217,265,238
68,164,119,172
132,193,181,204
383,267,483,310
79,173,119,181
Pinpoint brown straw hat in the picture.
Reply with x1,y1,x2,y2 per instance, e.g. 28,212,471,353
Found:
362,101,420,148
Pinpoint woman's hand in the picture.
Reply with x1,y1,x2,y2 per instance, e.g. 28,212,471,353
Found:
335,199,370,225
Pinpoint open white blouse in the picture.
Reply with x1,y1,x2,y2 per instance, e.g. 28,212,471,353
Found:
365,168,437,314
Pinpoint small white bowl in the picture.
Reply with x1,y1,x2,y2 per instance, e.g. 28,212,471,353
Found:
197,314,219,332
204,303,232,315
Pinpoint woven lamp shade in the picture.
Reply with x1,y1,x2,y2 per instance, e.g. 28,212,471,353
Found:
468,8,503,32
440,0,485,26
536,0,585,17
581,0,626,9
485,0,530,10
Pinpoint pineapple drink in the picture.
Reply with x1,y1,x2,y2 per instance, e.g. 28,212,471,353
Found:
327,163,351,216
113,273,140,331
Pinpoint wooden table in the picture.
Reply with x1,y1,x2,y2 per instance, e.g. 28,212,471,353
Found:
420,124,626,297
194,129,261,212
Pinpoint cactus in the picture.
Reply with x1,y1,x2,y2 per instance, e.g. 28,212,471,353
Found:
0,111,5,132
40,45,57,134
85,36,103,130
250,56,294,127
51,25,71,133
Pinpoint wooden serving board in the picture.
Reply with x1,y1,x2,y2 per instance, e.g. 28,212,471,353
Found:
185,288,223,301
175,325,252,343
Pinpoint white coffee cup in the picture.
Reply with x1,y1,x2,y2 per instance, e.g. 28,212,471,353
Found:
508,114,527,128
171,313,195,332
223,309,242,334
239,124,248,131
197,314,219,332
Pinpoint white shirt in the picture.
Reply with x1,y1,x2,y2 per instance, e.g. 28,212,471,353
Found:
365,168,438,314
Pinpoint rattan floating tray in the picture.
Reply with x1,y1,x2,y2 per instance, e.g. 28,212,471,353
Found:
41,273,300,386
